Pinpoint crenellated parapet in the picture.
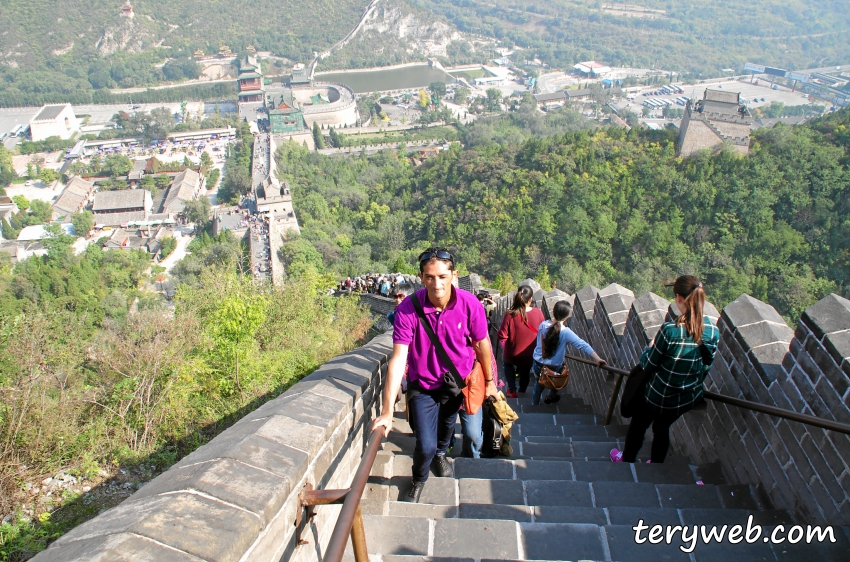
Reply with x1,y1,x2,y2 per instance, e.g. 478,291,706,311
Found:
552,284,850,526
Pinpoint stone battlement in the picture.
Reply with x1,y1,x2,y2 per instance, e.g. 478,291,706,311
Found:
491,284,850,526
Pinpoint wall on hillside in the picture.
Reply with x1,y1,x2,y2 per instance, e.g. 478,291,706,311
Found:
491,283,850,526
32,334,394,562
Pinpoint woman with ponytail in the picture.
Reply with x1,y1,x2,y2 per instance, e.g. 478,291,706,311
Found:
497,285,545,398
531,300,606,405
611,275,720,464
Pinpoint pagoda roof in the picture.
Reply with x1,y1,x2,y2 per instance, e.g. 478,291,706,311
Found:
238,71,263,79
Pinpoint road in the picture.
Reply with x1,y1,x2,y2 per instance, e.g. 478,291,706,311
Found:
159,228,195,273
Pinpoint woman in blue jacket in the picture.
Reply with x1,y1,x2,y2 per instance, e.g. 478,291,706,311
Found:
531,300,606,405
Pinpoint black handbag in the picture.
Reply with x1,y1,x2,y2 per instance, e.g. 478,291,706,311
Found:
620,342,713,418
481,396,503,458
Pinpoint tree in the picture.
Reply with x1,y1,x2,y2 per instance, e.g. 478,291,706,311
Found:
454,86,470,105
419,90,430,109
199,151,213,172
104,154,133,177
312,121,325,149
485,88,503,111
155,174,171,191
159,236,177,258
39,167,60,184
184,196,212,228
71,210,95,237
12,195,29,211
429,82,447,97
28,200,53,224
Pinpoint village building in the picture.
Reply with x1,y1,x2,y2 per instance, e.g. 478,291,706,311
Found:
290,67,311,87
267,90,305,134
677,89,752,158
237,56,264,104
92,189,153,226
29,104,80,142
0,196,17,229
162,168,205,215
51,176,96,221
103,226,170,257
573,61,612,77
120,0,134,18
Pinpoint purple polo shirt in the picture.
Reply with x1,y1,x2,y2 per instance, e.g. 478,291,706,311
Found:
393,287,489,391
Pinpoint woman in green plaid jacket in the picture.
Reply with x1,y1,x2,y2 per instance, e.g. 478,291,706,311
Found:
611,275,719,464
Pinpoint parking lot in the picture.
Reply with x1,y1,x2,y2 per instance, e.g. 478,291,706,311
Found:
613,78,823,119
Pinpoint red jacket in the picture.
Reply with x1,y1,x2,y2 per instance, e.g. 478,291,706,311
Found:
497,308,545,368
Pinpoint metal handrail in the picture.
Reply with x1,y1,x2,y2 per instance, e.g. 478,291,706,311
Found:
562,352,850,436
323,429,384,562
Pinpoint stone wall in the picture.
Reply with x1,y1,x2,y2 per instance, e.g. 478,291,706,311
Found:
550,285,850,526
32,333,394,562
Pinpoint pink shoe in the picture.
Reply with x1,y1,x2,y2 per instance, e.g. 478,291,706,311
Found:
646,460,651,464
610,448,623,463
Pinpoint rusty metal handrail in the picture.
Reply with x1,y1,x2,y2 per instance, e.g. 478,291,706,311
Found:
319,428,384,562
562,352,850,436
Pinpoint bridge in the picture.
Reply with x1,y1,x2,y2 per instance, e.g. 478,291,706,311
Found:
32,277,850,560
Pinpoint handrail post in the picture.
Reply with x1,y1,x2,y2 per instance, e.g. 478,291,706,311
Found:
604,372,625,426
349,505,368,562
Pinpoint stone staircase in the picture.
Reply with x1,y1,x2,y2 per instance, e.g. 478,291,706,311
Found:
352,392,850,561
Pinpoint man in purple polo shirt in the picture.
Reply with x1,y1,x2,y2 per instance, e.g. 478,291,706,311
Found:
372,248,497,503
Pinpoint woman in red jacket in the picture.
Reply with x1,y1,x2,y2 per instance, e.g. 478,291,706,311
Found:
497,285,545,398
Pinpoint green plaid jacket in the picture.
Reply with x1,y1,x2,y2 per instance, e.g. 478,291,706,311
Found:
640,317,719,416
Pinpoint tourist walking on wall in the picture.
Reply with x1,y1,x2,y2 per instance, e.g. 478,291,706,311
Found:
531,300,606,405
611,275,719,464
497,285,544,398
372,248,498,503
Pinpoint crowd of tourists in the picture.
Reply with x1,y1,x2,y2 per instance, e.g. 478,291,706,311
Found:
369,247,718,503
337,273,410,295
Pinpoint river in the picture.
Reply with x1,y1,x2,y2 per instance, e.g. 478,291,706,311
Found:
315,64,455,94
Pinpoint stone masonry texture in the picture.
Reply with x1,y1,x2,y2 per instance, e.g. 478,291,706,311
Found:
491,286,850,526
31,333,394,562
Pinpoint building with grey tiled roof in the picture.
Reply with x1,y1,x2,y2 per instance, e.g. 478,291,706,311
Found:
162,168,204,214
677,89,753,157
52,176,95,220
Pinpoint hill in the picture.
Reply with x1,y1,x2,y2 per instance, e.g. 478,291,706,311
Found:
276,104,850,322
413,0,850,78
0,0,370,104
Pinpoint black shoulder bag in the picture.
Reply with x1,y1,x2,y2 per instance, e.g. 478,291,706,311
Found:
409,292,466,402
620,341,713,418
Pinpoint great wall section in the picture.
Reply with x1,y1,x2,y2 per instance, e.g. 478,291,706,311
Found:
31,276,850,561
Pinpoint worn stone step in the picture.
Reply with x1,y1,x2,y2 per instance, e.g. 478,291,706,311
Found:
355,515,430,556
388,476,458,505
525,480,593,507
607,506,681,526
533,505,607,524
633,461,698,485
432,518,520,559
519,403,595,415
605,524,693,562
459,478,525,505
717,484,760,510
678,507,795,527
520,522,607,561
592,481,661,507
523,434,619,443
387,501,458,519
572,460,635,482
770,524,850,561
459,503,532,522
453,457,514,480
657,483,724,509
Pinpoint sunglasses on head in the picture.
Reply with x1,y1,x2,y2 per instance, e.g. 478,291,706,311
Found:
418,249,454,264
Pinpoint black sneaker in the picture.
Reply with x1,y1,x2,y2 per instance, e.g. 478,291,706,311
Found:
431,455,452,477
405,480,425,503
543,393,561,405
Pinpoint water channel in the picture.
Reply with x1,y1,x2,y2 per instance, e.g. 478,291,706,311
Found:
314,64,455,93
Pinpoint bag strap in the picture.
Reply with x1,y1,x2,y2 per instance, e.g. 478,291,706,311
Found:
698,341,713,368
410,291,464,382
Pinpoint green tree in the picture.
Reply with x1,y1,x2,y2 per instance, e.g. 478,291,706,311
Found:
159,236,177,258
104,154,133,177
12,195,30,211
454,86,470,105
28,200,53,224
183,196,212,228
429,81,447,97
312,121,325,149
70,210,95,236
155,174,171,191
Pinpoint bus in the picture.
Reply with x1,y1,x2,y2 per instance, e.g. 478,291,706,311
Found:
11,124,25,137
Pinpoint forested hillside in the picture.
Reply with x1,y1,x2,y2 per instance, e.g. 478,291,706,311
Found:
414,0,850,77
278,103,850,322
0,230,370,559
0,0,368,104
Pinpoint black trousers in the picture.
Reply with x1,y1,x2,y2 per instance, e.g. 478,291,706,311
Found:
622,401,686,463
